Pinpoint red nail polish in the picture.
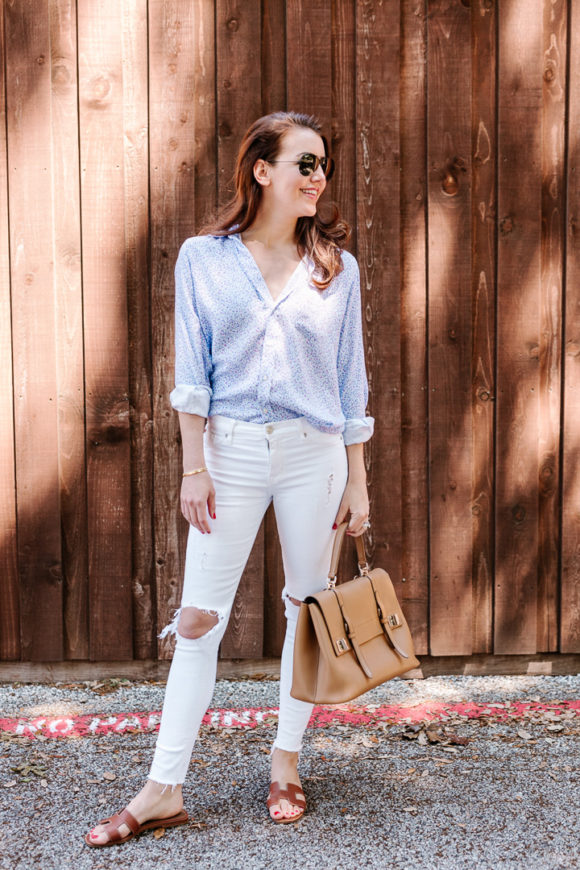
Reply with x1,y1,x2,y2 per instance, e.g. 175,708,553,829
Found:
332,523,337,530
213,513,216,519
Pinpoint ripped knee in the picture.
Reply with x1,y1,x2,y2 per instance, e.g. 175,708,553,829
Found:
177,606,220,639
287,596,301,607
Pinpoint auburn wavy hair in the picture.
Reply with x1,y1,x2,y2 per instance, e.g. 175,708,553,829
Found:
202,112,350,289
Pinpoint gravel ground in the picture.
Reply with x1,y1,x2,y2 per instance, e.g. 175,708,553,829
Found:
0,674,579,870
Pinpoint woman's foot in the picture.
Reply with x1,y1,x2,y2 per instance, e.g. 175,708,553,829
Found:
87,779,184,846
269,748,304,822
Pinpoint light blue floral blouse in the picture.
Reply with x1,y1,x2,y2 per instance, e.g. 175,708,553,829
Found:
170,233,374,445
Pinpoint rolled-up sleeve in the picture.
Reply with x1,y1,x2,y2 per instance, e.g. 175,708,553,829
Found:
169,242,213,417
336,258,374,445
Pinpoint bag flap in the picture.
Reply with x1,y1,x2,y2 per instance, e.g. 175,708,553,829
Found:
366,567,417,658
305,576,383,658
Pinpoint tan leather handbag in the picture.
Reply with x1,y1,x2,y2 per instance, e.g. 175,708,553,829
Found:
291,522,420,704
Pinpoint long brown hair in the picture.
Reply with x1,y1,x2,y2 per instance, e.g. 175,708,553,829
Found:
202,112,350,289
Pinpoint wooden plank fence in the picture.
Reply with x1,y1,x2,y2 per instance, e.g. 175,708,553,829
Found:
0,0,579,670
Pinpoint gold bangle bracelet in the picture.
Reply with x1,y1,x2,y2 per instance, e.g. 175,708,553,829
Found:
182,466,208,478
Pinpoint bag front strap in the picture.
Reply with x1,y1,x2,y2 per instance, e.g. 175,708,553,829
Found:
328,522,368,581
332,587,373,678
369,577,409,659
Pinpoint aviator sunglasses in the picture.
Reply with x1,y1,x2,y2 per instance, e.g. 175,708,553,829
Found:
270,152,335,180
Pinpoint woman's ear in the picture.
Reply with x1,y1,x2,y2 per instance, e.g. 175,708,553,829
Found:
253,159,271,187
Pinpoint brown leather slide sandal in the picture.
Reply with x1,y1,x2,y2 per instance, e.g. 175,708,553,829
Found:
267,781,307,824
84,807,189,848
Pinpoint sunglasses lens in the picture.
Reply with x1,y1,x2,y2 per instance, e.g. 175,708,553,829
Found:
298,154,317,176
296,154,333,177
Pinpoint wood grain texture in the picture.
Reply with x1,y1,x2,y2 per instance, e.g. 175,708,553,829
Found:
494,1,542,654
331,0,356,250
0,0,20,660
3,0,580,665
286,0,332,124
400,0,428,653
78,0,132,661
216,1,262,201
470,0,496,654
537,0,567,652
6,0,63,661
263,504,285,658
49,0,88,661
216,0,265,657
356,0,403,598
193,0,218,231
427,0,473,655
149,0,199,659
123,0,154,659
261,0,286,114
4,651,580,682
561,0,580,652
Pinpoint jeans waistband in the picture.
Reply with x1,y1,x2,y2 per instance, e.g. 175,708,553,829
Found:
206,414,343,444
207,414,306,438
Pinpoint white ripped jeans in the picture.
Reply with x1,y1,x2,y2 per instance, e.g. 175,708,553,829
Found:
148,414,348,786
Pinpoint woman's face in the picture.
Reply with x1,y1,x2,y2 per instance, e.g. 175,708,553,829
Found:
260,126,328,220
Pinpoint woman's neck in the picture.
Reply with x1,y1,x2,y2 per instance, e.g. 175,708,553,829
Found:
243,205,297,249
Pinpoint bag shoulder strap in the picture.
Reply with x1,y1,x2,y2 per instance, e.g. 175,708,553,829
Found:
328,522,369,586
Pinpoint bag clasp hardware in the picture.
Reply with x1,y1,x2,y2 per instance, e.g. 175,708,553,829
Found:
357,561,370,576
336,638,349,652
387,613,403,628
327,574,338,590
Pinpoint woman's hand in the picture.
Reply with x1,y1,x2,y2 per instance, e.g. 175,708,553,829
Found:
334,477,370,536
180,471,216,534
333,441,369,536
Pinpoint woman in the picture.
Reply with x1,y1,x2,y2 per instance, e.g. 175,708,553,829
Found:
85,111,373,846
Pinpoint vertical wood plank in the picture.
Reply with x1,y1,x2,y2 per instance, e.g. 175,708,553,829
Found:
0,0,20,660
331,0,356,250
471,0,497,653
122,0,154,660
78,0,132,661
561,0,580,652
149,1,201,658
400,0,429,652
216,0,264,658
356,0,403,596
6,0,63,660
193,0,218,231
49,0,88,660
537,0,567,652
286,0,332,125
216,1,262,201
494,1,543,654
427,0,473,655
263,504,285,657
261,0,286,114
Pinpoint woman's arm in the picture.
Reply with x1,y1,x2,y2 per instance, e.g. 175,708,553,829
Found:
178,412,215,534
333,442,369,537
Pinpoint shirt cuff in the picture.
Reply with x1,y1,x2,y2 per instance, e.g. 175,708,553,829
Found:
169,384,212,417
342,416,375,446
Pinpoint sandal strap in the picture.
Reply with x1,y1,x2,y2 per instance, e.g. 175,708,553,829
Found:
101,808,140,842
284,783,306,809
267,781,306,810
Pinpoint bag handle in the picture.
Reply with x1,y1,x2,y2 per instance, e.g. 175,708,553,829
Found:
327,522,370,588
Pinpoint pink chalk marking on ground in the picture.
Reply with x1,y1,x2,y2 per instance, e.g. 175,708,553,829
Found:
0,700,578,739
